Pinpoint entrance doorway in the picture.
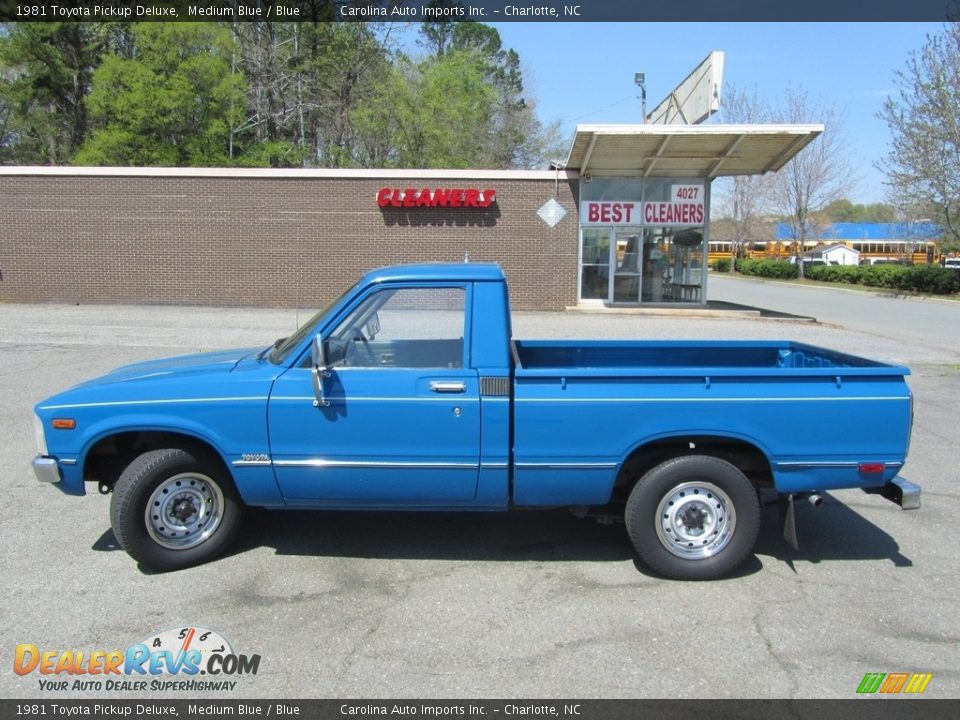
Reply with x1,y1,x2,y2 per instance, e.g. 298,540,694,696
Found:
579,227,646,303
613,229,642,302
579,228,611,301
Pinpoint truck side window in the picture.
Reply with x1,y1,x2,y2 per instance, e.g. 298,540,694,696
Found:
328,287,466,369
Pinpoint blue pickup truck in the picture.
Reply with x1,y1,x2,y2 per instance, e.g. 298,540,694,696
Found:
32,263,918,579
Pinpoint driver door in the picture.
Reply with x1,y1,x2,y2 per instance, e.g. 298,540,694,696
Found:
267,285,481,505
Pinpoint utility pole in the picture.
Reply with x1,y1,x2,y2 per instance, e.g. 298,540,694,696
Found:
635,72,647,123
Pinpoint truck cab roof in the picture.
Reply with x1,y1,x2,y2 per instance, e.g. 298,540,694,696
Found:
361,263,506,286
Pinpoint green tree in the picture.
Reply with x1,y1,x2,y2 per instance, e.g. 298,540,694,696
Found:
296,22,393,167
75,23,246,166
768,88,854,276
0,23,119,163
865,203,898,223
0,28,12,162
363,49,497,168
878,22,960,252
1,18,558,171
822,199,897,223
715,84,774,271
229,21,394,167
415,22,563,168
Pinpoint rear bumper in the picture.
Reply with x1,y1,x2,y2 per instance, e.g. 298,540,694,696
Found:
863,475,921,510
32,456,61,484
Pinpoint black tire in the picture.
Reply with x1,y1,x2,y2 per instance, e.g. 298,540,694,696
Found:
625,455,760,580
110,448,242,571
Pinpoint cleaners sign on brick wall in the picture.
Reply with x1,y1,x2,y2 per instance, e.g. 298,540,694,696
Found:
377,188,497,209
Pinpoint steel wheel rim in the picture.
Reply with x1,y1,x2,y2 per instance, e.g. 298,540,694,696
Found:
145,473,223,550
655,481,737,560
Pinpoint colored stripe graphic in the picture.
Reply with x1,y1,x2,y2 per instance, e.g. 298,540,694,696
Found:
903,674,933,694
880,673,910,693
857,672,933,694
857,673,886,694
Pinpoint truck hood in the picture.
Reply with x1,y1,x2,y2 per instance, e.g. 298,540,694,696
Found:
70,347,262,389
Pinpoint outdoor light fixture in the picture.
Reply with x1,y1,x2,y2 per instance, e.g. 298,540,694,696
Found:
635,72,647,123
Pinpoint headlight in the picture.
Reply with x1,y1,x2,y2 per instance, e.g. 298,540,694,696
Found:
34,415,48,455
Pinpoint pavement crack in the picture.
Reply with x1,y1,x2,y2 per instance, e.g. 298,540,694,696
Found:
752,610,801,699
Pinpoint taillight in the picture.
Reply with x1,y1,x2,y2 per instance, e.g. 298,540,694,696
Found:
906,390,914,457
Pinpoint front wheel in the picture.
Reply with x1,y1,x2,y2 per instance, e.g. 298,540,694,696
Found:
625,455,760,580
110,448,242,571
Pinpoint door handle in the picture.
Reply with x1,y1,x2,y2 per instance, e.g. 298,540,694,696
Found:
430,381,466,393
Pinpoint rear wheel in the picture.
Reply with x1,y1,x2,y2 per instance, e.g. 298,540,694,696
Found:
625,455,760,580
110,448,242,571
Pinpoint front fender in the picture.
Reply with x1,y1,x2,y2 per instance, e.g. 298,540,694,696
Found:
72,403,274,502
78,414,235,466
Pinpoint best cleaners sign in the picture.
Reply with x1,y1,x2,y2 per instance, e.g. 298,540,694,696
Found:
581,184,704,227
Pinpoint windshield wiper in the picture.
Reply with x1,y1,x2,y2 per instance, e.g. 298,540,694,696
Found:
257,337,287,362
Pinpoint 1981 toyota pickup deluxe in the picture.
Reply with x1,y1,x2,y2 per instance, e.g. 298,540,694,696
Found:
32,263,919,579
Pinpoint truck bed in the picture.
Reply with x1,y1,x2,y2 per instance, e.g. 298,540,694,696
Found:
510,339,912,506
513,339,897,373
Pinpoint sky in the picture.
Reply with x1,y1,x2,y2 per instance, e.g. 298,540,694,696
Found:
472,22,944,205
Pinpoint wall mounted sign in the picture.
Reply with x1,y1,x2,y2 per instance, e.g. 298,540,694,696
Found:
580,184,705,227
537,198,567,228
642,201,705,225
377,188,497,209
582,201,641,225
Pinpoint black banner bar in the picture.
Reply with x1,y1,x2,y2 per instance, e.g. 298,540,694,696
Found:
1,700,958,720
0,0,958,23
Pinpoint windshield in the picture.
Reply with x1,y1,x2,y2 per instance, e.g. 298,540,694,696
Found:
268,281,359,365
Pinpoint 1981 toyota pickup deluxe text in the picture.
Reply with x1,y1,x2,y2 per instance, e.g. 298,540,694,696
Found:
32,263,919,579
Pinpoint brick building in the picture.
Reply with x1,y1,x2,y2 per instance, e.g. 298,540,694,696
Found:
0,168,579,311
0,124,821,311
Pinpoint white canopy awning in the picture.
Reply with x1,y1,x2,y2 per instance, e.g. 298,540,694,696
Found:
565,123,824,179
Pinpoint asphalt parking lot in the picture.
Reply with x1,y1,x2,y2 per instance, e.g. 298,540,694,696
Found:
2,290,958,700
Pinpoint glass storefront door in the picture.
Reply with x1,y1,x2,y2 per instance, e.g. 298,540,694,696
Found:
580,227,645,303
613,228,642,303
580,228,611,301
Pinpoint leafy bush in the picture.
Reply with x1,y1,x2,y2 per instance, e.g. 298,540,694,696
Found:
805,263,959,294
736,259,799,279
904,265,960,294
806,265,861,284
711,258,732,273
859,264,904,289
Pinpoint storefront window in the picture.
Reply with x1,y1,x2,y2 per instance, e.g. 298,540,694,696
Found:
578,177,708,305
579,178,644,204
641,227,704,303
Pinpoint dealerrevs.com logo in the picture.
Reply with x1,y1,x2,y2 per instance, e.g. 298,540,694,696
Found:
14,626,260,692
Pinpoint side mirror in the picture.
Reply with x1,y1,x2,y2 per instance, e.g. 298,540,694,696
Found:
311,335,330,408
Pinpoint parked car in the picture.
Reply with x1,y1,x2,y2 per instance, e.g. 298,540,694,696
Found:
32,263,919,579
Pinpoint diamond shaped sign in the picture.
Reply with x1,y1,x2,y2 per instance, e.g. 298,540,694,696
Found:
537,198,567,228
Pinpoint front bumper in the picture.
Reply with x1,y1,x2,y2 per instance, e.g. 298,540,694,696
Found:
863,475,921,510
32,456,61,484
